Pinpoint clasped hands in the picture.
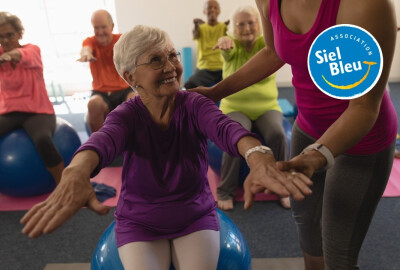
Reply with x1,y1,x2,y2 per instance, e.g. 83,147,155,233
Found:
243,153,315,210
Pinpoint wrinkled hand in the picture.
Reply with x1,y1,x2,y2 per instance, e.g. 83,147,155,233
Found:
193,18,205,25
20,168,109,238
213,36,234,51
76,54,97,62
186,85,221,102
243,156,313,210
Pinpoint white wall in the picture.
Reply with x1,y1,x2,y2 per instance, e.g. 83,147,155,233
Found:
114,0,400,86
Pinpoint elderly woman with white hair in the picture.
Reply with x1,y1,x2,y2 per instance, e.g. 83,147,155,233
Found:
213,5,289,210
20,25,312,269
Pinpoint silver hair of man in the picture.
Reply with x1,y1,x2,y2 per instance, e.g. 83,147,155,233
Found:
227,5,261,38
113,25,172,82
0,12,24,33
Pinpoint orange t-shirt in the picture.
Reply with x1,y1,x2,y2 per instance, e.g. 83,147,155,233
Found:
0,44,54,115
82,34,129,92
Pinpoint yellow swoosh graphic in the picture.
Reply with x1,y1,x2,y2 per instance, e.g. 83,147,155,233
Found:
322,61,377,90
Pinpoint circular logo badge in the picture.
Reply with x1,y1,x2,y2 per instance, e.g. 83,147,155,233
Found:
308,24,382,100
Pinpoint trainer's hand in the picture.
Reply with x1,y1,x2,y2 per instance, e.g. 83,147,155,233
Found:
276,149,328,178
20,167,109,238
243,154,313,210
187,85,221,103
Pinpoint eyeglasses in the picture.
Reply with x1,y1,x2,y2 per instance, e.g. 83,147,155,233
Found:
136,52,181,70
235,21,256,29
0,32,17,41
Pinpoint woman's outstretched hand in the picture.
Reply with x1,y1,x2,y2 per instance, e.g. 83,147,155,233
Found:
213,36,234,51
20,167,110,238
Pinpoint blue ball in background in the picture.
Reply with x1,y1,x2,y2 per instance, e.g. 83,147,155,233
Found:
208,117,293,184
91,209,251,270
0,117,81,197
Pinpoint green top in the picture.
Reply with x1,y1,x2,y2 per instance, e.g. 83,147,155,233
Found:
195,22,227,70
219,35,281,120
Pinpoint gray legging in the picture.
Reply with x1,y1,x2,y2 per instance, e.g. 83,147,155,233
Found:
290,122,395,269
217,110,288,200
0,112,62,167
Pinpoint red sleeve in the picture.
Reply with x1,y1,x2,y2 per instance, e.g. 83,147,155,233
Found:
17,44,43,69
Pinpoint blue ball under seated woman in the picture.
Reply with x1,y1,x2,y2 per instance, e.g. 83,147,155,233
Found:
0,117,81,197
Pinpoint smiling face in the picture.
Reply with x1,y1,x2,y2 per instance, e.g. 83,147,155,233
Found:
0,23,22,52
126,43,183,99
233,12,260,46
91,11,114,46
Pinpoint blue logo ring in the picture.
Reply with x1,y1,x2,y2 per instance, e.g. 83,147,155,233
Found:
307,24,383,100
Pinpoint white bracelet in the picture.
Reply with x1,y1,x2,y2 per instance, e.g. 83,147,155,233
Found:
244,145,273,166
301,143,335,170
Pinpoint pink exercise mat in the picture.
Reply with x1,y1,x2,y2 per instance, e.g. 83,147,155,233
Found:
1,161,400,212
383,159,400,197
0,167,122,212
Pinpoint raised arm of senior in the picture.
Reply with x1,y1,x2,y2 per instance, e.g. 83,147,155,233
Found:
212,36,234,51
0,48,21,65
20,150,109,238
76,46,97,62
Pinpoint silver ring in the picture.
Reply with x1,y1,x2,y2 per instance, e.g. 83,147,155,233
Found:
291,171,297,176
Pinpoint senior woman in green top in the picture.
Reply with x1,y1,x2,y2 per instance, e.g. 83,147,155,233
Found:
213,5,289,210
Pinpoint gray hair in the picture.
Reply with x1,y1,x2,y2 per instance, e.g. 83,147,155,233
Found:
113,25,171,79
0,12,24,33
227,5,261,38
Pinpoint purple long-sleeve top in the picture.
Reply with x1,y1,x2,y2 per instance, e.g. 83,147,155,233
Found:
77,91,256,247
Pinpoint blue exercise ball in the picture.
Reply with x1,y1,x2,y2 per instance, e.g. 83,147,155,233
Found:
0,117,81,197
208,117,292,182
217,210,252,269
91,209,251,270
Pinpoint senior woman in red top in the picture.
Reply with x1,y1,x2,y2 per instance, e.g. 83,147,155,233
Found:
0,12,64,184
21,25,312,270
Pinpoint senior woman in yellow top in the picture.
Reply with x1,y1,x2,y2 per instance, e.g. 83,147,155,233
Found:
213,5,289,210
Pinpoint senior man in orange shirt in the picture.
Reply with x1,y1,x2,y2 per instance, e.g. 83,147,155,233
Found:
77,9,137,132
